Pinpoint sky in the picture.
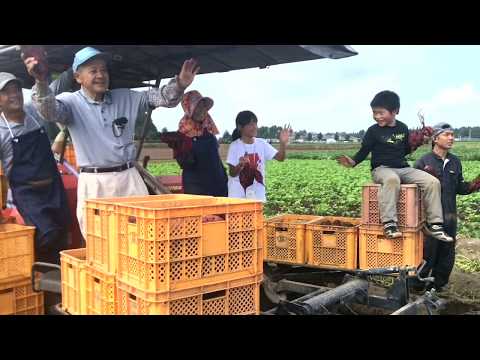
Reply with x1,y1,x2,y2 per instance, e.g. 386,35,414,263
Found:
20,45,480,136
149,45,480,136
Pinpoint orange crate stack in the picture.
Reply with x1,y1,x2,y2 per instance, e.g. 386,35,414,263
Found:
264,214,322,265
358,224,424,269
359,183,425,270
305,216,360,270
85,194,213,274
361,184,425,228
0,223,36,283
117,274,262,315
83,195,263,314
114,197,264,294
60,248,88,315
0,277,44,315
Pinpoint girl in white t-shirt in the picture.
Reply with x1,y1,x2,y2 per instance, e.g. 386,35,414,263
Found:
226,110,292,202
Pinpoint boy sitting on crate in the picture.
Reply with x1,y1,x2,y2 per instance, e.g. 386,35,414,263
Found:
337,90,452,242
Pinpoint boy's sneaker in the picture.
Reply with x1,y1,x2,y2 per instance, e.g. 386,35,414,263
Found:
383,222,402,239
423,223,453,242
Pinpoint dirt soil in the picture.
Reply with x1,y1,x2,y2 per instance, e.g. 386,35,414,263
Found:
436,236,480,314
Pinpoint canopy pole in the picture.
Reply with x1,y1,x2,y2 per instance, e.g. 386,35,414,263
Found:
134,77,172,194
136,78,161,161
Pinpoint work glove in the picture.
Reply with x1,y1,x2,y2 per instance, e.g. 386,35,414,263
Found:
469,176,480,193
423,165,439,179
409,126,434,152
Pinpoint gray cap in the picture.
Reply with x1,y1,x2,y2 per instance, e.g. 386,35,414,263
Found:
432,122,454,138
0,72,22,91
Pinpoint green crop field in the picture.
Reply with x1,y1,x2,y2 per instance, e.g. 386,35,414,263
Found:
148,141,480,239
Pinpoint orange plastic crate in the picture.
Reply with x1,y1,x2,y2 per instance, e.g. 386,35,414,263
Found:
85,265,116,315
85,194,213,273
361,184,425,228
358,225,424,269
60,248,87,315
305,216,360,270
115,197,264,293
0,223,35,283
0,277,44,315
264,214,322,265
117,274,262,315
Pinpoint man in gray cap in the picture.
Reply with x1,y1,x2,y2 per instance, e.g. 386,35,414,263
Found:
24,46,199,235
0,72,70,263
413,122,480,292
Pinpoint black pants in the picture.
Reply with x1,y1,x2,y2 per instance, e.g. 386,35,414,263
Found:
420,236,456,289
35,228,69,265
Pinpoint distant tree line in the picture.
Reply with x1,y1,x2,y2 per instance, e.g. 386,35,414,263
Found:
137,123,480,143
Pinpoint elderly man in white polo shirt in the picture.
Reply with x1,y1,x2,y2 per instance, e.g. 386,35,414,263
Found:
24,46,199,236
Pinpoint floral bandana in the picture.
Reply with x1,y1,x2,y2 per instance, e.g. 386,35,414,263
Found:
178,90,219,137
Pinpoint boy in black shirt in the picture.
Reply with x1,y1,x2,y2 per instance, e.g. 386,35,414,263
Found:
338,91,452,242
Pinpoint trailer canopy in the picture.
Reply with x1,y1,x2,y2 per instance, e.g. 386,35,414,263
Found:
0,45,357,88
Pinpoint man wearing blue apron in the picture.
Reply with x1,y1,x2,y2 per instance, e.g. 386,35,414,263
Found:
0,72,70,264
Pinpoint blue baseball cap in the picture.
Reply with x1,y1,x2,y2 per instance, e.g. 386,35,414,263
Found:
72,47,111,72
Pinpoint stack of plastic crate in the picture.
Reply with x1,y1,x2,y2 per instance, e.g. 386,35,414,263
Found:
60,248,87,315
0,223,43,315
81,195,202,314
60,196,195,314
84,195,263,315
358,184,426,269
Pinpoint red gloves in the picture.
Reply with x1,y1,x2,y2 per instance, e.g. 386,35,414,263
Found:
423,165,439,178
22,47,49,80
409,126,434,152
469,176,480,193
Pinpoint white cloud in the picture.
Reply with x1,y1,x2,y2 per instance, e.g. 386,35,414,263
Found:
414,84,480,128
417,84,480,111
152,66,402,134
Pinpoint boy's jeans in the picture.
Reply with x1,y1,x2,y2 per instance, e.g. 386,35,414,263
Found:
372,166,443,225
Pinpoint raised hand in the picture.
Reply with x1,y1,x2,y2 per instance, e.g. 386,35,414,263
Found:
409,129,428,151
422,126,434,138
469,175,480,193
337,155,355,168
178,58,200,89
21,45,48,81
279,124,292,145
